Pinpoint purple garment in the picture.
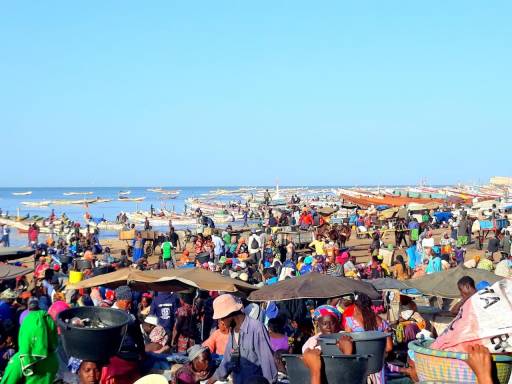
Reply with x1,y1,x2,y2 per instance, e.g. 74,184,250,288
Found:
212,316,278,384
19,309,29,325
270,336,289,352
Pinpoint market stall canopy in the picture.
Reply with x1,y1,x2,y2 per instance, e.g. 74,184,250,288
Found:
0,263,33,280
0,247,35,262
407,202,440,212
403,265,502,299
317,207,339,217
248,272,379,302
378,207,399,220
67,267,257,293
368,278,409,291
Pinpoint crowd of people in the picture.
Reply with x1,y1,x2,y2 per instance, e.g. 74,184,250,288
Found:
0,201,510,383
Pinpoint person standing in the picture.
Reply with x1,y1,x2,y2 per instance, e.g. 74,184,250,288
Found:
132,232,144,263
395,219,408,248
28,224,39,247
161,237,175,269
248,229,262,265
211,231,224,264
168,226,181,252
242,209,249,227
1,225,10,247
207,294,277,384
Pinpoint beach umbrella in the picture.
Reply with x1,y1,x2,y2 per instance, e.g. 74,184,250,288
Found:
248,273,380,302
0,263,33,280
142,268,257,293
0,247,35,262
368,278,409,291
403,265,502,299
67,267,257,294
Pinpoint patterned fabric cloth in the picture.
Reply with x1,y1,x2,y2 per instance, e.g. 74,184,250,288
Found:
312,305,341,322
67,357,82,374
149,325,168,346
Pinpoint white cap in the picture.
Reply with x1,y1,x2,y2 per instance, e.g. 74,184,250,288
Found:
144,315,158,326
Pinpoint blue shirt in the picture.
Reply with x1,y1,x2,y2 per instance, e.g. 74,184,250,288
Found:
0,301,12,322
213,316,278,384
149,292,180,332
408,221,420,229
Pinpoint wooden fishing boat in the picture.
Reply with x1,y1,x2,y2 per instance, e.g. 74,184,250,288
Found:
86,220,124,231
160,189,180,196
12,191,32,196
63,191,93,196
118,196,146,202
21,201,52,207
339,193,455,208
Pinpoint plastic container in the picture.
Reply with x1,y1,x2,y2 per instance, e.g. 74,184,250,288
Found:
57,307,131,362
282,354,369,384
59,254,72,264
409,340,512,384
69,270,83,284
318,331,389,374
195,252,210,264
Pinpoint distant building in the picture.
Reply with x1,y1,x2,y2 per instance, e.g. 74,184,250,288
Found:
490,176,512,186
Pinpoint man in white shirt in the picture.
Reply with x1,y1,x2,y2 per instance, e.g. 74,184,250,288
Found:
211,232,225,263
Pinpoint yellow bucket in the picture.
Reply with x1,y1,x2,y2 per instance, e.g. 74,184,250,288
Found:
69,270,83,284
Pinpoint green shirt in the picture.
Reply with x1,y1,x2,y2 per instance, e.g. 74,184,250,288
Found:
162,241,172,260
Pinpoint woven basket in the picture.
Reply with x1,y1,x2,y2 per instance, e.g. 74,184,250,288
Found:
409,340,512,384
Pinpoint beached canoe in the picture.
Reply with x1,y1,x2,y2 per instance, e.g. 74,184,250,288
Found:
86,220,124,231
12,191,32,196
339,193,452,208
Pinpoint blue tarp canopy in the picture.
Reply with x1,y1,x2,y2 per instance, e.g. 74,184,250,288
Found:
433,212,453,223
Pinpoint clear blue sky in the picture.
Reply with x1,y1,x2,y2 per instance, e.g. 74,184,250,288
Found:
1,1,510,187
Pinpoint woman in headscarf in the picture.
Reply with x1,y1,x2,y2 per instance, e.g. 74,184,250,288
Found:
344,292,393,384
301,305,342,352
0,310,58,384
67,358,102,384
174,345,214,384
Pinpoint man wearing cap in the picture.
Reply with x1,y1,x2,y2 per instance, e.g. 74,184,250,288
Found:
207,294,277,384
102,286,145,382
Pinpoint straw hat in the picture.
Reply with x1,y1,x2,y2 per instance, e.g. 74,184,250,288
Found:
239,272,249,282
0,289,17,300
212,294,243,320
134,374,168,384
